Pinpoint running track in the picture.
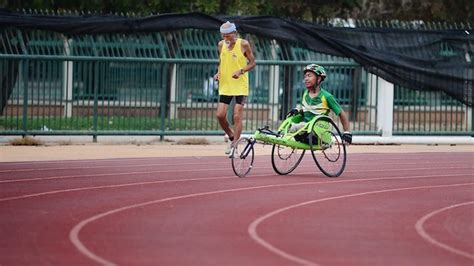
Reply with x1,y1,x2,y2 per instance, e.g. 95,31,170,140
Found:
0,152,473,265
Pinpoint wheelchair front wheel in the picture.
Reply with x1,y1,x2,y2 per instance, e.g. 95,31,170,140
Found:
309,118,347,177
271,144,305,175
231,137,255,178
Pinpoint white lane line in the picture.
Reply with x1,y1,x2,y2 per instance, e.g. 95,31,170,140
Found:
1,151,469,167
1,173,472,203
68,176,474,265
0,160,225,173
248,183,474,266
0,156,215,165
1,158,471,174
415,201,474,260
0,166,231,184
1,163,471,184
0,176,234,202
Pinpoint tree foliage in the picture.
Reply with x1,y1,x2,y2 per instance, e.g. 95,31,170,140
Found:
1,0,472,23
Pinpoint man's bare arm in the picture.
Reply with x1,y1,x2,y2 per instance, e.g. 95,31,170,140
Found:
241,40,256,73
214,41,224,81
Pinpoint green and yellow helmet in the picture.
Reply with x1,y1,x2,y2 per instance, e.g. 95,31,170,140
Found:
303,64,326,81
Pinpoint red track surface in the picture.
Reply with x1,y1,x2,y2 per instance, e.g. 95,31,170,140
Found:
1,152,473,265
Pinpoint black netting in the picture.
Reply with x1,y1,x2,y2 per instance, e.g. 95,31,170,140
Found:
0,10,472,106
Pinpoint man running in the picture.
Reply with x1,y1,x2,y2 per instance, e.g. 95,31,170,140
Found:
214,21,256,156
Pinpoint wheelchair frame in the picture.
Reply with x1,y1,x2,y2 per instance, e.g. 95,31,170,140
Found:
231,114,347,178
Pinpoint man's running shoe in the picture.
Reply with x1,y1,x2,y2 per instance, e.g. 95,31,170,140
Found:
225,134,235,156
227,146,235,158
225,140,233,155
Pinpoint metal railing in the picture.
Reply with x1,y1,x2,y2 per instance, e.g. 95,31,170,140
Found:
1,56,378,138
0,24,472,139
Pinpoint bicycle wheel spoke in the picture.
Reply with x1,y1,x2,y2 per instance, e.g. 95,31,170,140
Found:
231,137,255,177
271,144,305,175
309,117,347,177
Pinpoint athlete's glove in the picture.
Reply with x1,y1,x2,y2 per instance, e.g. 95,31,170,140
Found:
286,108,302,117
342,131,352,144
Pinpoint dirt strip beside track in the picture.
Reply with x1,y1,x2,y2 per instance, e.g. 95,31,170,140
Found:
0,143,472,162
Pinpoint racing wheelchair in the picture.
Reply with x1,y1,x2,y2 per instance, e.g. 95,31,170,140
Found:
230,113,347,178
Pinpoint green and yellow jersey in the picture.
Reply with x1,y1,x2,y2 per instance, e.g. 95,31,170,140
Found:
301,89,342,122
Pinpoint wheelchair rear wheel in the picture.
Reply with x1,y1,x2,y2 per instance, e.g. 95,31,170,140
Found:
309,117,347,177
231,137,255,177
271,144,305,175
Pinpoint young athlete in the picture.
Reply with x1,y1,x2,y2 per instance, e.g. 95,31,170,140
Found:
287,64,352,144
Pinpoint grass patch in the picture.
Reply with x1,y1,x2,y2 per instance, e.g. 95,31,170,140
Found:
9,136,44,146
0,116,221,131
175,137,210,145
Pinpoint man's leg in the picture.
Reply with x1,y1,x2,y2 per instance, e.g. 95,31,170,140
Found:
232,103,244,143
216,102,234,140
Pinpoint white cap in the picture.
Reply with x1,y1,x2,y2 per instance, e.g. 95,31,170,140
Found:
220,21,237,34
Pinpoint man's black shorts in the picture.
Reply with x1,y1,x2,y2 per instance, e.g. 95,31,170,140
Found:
219,95,247,105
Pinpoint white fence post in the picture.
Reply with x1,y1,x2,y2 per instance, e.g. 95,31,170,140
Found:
62,37,73,118
269,40,280,123
467,106,472,132
269,65,280,122
169,64,177,119
376,76,394,137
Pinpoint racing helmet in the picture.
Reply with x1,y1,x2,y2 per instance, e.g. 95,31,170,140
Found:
303,64,326,81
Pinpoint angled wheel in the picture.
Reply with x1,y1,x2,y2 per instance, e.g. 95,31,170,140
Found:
271,144,305,175
231,137,255,178
309,117,347,177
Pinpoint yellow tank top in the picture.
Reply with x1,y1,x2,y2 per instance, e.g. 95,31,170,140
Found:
218,38,249,96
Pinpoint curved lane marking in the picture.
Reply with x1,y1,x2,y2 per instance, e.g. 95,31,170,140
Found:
248,183,474,266
415,201,474,260
69,177,473,265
